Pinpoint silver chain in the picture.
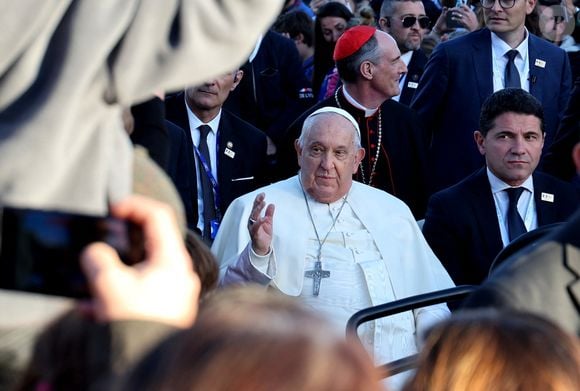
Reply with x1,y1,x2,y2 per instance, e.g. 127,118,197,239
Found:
299,177,348,262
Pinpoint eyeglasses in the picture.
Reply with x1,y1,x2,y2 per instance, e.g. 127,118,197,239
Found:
400,16,431,29
481,0,517,9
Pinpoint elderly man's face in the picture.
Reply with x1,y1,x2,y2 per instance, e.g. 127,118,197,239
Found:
295,114,365,203
370,32,407,99
474,112,544,186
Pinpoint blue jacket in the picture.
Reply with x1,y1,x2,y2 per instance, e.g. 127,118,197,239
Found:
411,28,572,194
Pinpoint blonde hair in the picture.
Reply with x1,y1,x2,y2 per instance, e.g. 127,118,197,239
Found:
404,310,580,391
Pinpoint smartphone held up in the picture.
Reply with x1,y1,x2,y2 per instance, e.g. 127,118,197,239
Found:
0,208,144,298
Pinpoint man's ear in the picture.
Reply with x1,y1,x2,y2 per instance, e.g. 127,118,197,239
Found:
573,143,580,173
294,139,303,167
353,147,366,174
295,32,305,44
525,0,537,15
231,70,244,90
359,61,374,80
474,130,486,156
378,17,390,32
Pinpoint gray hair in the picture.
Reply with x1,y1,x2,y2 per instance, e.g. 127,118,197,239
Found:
380,0,423,18
336,34,382,83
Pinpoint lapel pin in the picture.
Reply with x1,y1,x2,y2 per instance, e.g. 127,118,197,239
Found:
226,141,234,148
224,148,235,159
534,59,546,68
407,81,418,89
540,192,554,203
411,74,419,81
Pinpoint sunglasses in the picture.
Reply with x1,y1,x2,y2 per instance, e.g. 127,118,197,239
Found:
401,16,431,29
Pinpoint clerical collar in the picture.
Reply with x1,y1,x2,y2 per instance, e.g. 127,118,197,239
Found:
342,86,378,117
486,167,534,194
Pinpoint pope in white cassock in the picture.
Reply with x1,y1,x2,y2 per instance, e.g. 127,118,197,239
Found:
212,107,454,383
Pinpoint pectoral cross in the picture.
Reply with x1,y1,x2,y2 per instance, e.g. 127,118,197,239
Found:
304,260,330,296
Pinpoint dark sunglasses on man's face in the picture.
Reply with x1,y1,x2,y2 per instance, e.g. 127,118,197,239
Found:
401,16,431,29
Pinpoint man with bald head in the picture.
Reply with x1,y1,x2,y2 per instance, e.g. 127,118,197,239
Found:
213,108,454,383
280,25,429,218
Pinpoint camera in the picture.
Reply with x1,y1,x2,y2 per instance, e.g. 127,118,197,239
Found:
0,208,144,298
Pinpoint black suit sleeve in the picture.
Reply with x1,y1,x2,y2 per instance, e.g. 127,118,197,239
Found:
422,192,468,285
542,77,580,183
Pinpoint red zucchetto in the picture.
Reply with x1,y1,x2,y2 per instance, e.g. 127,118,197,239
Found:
333,25,376,61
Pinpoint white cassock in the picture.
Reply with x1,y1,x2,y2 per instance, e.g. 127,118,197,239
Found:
212,176,454,385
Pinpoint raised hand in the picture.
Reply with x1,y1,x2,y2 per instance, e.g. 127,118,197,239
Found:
247,193,275,256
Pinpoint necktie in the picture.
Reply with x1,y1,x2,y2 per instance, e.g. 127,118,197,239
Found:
198,125,216,241
504,50,521,89
506,187,527,242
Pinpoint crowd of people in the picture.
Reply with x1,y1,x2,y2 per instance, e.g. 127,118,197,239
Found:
1,0,579,390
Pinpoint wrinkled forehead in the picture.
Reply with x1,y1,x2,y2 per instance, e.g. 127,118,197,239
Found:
303,113,358,144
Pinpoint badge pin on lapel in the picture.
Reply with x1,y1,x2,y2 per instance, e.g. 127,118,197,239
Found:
541,192,554,203
224,147,235,159
534,59,546,68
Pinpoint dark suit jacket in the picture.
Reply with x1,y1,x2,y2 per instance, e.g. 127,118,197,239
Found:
543,77,580,185
463,207,580,337
223,30,314,147
165,93,269,230
399,49,428,106
423,168,579,286
411,28,572,194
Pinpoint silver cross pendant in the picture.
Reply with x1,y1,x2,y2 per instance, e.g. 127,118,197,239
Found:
304,260,330,296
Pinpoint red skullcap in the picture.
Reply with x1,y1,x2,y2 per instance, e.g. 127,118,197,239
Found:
333,25,376,61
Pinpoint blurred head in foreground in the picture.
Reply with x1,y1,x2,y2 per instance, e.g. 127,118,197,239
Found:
122,286,384,391
404,309,580,391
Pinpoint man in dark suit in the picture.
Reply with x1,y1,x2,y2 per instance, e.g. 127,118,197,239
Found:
165,70,269,243
423,89,578,286
463,142,580,336
410,0,572,194
378,0,430,106
279,26,429,218
224,30,314,151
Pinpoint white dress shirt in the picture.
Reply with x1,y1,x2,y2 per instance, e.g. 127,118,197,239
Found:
491,29,530,92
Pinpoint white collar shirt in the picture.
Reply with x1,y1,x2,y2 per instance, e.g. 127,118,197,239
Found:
491,29,530,92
